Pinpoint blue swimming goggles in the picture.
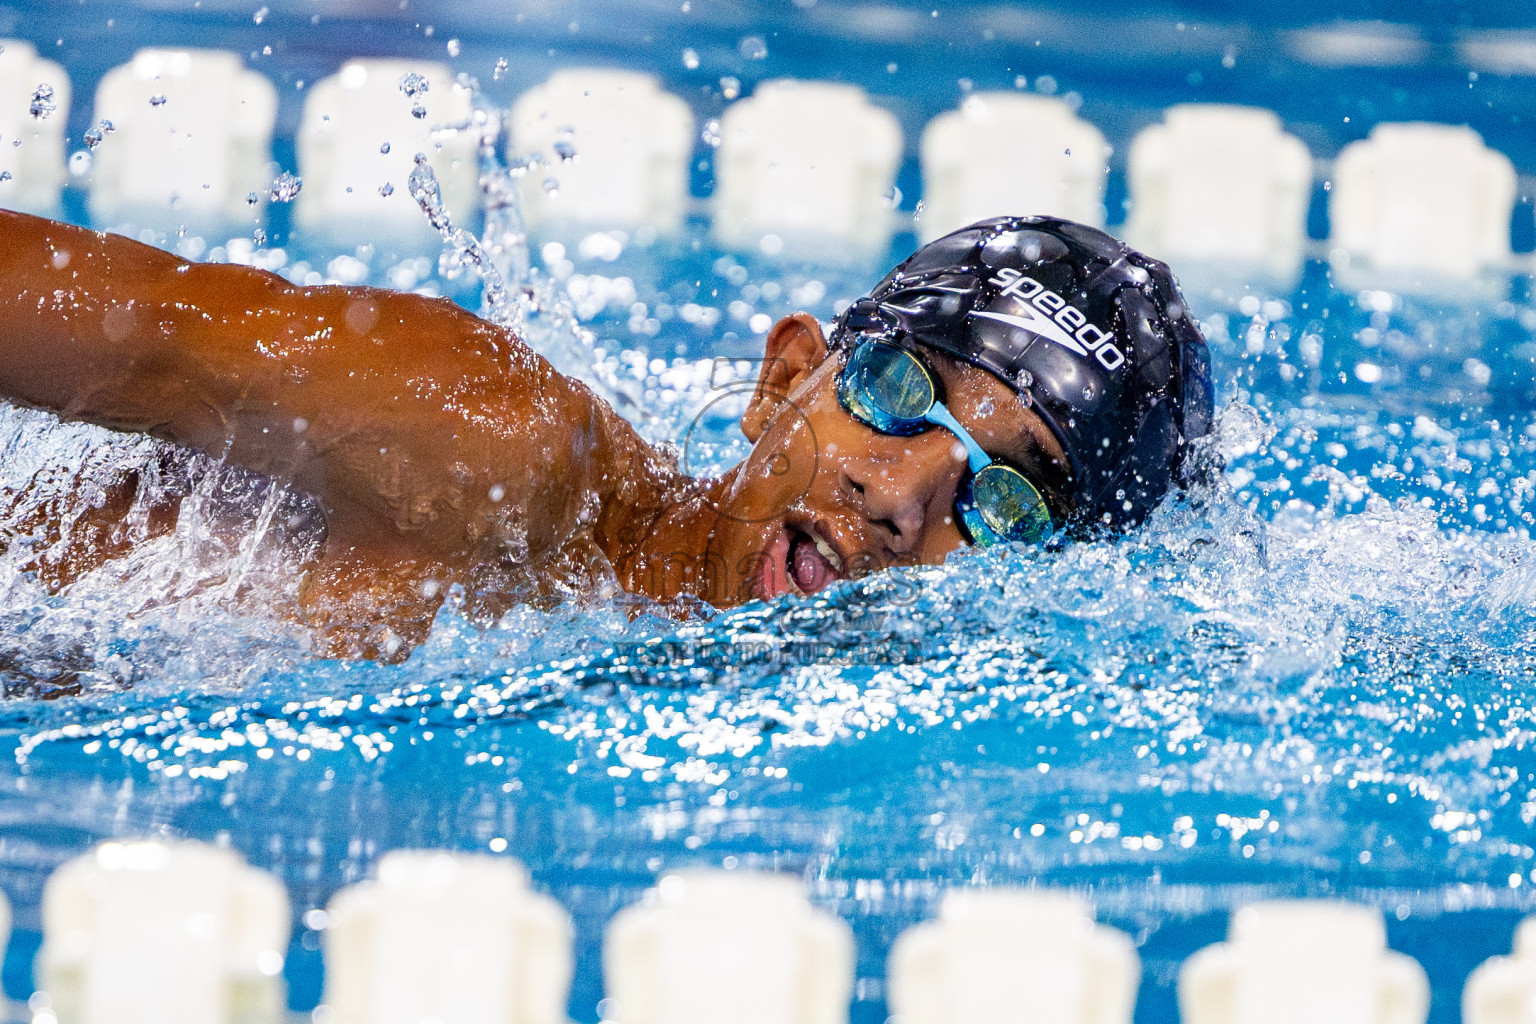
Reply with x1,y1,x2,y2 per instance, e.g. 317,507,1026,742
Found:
836,339,1055,547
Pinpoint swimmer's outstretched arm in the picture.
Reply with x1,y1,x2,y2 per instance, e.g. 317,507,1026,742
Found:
0,209,667,577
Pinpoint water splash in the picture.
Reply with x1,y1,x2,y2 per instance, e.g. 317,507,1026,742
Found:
11,444,1536,891
0,406,320,700
468,102,531,321
401,90,665,434
407,152,513,325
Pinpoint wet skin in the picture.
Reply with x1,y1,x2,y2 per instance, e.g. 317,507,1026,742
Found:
0,210,1069,659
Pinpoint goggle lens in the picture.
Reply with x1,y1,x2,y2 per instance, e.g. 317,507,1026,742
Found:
959,464,1054,545
839,341,935,434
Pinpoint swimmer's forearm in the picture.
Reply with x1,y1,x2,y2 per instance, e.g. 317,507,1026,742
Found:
0,209,292,445
0,210,633,558
0,210,192,426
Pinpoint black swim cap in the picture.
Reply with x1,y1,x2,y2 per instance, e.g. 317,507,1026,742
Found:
828,215,1214,531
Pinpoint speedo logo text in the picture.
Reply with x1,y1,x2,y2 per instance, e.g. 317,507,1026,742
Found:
969,267,1126,371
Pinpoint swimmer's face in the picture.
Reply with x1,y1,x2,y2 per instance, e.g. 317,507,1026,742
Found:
705,313,1072,603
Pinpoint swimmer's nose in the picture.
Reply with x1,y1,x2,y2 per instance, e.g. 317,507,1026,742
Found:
841,432,965,552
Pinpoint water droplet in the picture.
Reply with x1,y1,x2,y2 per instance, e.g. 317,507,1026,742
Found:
83,117,116,150
268,171,302,202
68,150,91,175
719,76,740,100
507,153,537,179
912,199,926,221
493,57,509,80
1014,369,1035,390
882,185,902,210
149,94,167,107
682,48,700,70
701,119,722,148
738,35,767,60
398,72,430,98
378,182,394,197
28,83,56,120
253,227,267,247
252,5,268,23
410,104,427,119
446,38,461,58
245,191,258,205
0,171,11,182
553,128,576,162
379,142,391,154
542,176,560,197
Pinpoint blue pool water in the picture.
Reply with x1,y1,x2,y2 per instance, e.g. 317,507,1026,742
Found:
5,3,1536,1021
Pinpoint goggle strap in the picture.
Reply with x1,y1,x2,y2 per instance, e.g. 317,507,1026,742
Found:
922,401,993,475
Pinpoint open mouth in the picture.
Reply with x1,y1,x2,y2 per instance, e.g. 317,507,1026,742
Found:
759,523,844,599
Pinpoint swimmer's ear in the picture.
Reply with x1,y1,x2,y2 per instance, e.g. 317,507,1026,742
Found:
742,313,828,443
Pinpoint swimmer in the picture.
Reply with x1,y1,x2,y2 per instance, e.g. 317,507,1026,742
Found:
0,211,1211,659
